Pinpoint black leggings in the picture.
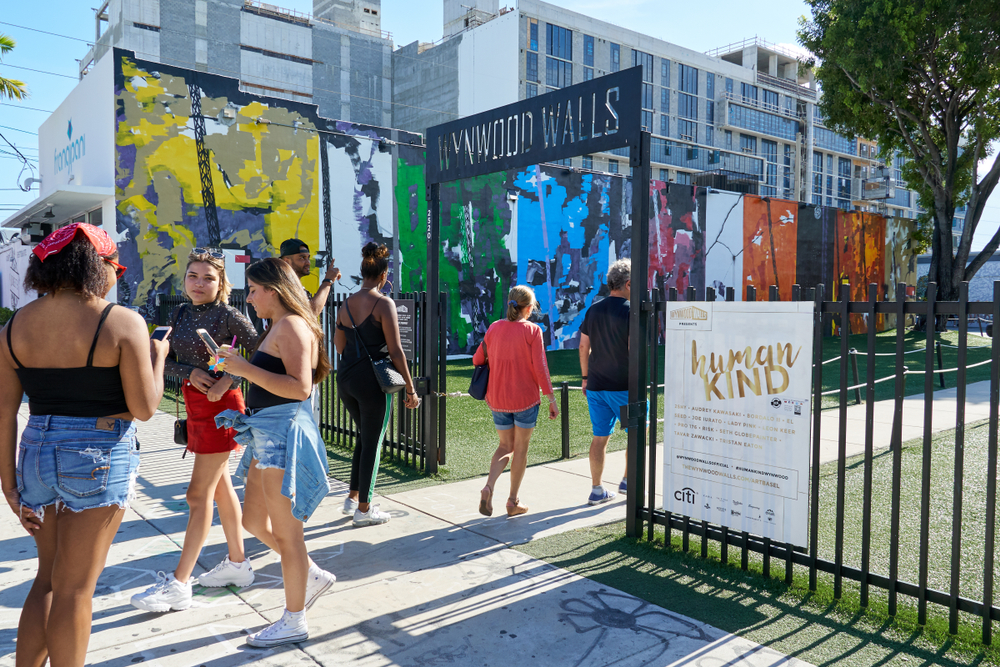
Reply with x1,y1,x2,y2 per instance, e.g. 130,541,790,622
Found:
338,361,393,504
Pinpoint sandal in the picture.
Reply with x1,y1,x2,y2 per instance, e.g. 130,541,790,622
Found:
506,498,528,517
479,485,494,517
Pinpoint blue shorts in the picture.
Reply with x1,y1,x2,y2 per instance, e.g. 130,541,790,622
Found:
492,405,540,431
587,390,630,437
16,415,139,521
246,422,288,471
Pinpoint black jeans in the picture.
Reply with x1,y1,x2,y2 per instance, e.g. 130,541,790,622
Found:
338,361,393,505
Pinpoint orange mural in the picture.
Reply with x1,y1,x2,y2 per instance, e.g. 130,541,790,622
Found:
834,210,886,333
742,196,799,301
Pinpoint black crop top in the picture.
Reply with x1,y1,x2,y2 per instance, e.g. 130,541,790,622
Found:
7,303,130,418
245,350,300,410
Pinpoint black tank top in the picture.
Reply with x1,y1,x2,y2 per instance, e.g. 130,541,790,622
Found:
7,303,130,417
337,297,389,372
245,350,300,410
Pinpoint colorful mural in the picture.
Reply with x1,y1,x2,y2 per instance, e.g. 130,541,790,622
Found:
649,181,705,296
743,196,799,301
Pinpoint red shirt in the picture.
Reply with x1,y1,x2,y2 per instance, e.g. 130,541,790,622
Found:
472,319,554,413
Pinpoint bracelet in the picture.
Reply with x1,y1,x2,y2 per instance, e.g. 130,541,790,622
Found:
406,390,417,396
582,375,588,380
321,278,333,285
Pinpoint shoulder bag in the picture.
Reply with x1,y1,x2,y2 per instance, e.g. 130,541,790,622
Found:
469,338,489,401
345,297,406,394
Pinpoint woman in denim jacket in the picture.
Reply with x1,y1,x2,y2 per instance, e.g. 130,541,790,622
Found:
215,258,332,648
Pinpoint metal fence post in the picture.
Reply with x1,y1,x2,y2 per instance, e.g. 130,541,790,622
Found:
849,348,862,405
561,381,570,459
936,340,946,388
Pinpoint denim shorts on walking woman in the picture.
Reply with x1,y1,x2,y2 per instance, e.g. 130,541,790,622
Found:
15,415,139,521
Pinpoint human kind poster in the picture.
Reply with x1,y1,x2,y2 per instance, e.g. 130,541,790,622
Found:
662,302,813,546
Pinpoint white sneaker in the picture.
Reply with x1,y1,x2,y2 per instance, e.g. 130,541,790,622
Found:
246,609,308,648
353,504,391,527
130,572,193,612
341,496,359,515
197,556,255,588
305,565,336,609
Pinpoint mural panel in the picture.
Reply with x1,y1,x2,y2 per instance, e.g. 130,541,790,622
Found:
649,181,705,298
742,196,799,301
834,210,886,333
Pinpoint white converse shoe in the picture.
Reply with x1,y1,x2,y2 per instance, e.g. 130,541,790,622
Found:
305,565,336,609
353,504,391,527
130,572,193,612
341,496,359,515
246,609,309,648
197,556,255,588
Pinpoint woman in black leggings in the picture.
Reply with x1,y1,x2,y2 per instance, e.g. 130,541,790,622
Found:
334,243,420,527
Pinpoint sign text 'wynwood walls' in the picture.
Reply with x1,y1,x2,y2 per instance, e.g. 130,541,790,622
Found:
426,67,642,183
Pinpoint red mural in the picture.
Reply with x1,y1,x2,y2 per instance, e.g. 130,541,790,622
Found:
742,196,799,301
834,210,886,333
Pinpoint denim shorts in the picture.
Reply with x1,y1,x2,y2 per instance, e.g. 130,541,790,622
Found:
492,404,540,431
16,415,139,521
246,421,288,471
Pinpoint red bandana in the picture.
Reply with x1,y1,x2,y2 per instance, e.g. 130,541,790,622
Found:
33,223,117,262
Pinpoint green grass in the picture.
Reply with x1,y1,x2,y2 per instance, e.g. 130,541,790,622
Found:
516,417,1000,666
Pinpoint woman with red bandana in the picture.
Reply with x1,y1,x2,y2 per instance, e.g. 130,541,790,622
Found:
0,223,168,667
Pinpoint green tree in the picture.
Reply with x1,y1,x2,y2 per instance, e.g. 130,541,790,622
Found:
799,0,1000,300
0,33,28,101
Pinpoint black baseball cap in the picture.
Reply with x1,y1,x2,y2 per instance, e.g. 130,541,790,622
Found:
279,238,309,257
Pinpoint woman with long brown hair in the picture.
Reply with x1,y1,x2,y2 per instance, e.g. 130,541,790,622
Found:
131,249,258,613
215,257,333,648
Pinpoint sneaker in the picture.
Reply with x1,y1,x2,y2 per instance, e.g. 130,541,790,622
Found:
305,565,336,609
130,572,193,612
353,504,391,527
246,609,308,648
196,556,255,588
341,496,359,516
587,487,617,506
618,479,628,496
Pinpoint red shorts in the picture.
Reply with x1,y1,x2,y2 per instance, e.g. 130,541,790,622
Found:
182,381,246,454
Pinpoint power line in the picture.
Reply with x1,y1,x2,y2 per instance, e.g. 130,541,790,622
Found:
0,104,54,114
0,124,37,136
2,63,77,80
0,21,92,44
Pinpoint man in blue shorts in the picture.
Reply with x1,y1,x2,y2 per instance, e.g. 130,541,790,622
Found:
579,259,631,505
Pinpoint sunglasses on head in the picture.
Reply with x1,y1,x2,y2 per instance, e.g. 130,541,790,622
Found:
191,247,225,259
103,257,127,280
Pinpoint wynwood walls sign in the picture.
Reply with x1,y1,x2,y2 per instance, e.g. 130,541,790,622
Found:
426,66,642,183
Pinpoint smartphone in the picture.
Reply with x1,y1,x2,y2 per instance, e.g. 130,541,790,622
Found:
195,328,220,354
314,250,329,269
150,326,172,341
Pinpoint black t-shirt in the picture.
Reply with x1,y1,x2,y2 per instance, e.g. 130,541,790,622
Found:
580,296,630,392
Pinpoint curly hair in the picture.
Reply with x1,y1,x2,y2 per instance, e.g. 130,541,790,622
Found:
360,242,390,280
23,237,117,298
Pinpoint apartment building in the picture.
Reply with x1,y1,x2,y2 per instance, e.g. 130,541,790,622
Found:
80,0,393,127
393,0,922,218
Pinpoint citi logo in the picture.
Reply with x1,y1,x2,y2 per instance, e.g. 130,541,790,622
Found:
674,487,696,503
669,306,708,321
55,119,85,174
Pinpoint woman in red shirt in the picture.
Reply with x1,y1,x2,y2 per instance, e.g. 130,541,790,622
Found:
473,285,558,517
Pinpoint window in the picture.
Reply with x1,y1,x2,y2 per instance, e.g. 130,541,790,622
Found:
526,52,538,83
741,82,757,103
740,133,757,154
659,168,669,182
546,58,572,89
677,118,697,142
676,172,691,185
678,93,698,120
528,19,538,51
813,151,823,174
814,127,856,155
706,74,715,100
661,59,670,87
784,96,794,114
660,88,669,113
726,105,799,141
725,130,732,149
761,139,778,162
706,101,715,125
546,24,572,60
725,77,733,95
584,68,593,81
642,83,653,110
583,155,593,170
679,64,698,94
583,35,594,67
610,43,620,72
660,114,669,136
762,89,778,109
526,83,538,98
632,49,653,82
705,125,714,146
642,110,653,132
608,159,619,173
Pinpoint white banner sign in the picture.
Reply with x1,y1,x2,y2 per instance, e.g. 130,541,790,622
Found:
663,301,813,546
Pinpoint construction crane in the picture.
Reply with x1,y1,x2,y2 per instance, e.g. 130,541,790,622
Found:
189,83,222,246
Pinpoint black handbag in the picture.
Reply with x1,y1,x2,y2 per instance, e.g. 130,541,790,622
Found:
345,298,406,394
469,340,489,400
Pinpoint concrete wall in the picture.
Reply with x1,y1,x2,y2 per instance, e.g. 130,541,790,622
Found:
392,38,462,136
456,10,519,117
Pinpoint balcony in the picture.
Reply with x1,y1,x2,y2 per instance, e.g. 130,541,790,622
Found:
722,91,798,119
756,72,816,101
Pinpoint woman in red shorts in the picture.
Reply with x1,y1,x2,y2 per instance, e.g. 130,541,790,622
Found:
131,249,259,612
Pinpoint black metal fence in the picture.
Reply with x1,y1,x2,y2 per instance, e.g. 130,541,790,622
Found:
156,289,447,473
627,281,1000,643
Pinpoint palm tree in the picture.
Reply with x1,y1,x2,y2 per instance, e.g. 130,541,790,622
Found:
0,33,28,101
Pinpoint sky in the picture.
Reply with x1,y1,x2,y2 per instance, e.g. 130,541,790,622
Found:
1,0,997,250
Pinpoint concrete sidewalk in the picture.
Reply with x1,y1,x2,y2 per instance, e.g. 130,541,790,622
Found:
0,405,812,667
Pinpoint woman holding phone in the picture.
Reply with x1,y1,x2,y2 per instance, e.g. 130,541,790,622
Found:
131,249,259,613
0,223,167,666
213,258,335,647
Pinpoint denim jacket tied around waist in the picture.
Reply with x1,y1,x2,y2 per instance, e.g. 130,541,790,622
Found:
215,401,330,522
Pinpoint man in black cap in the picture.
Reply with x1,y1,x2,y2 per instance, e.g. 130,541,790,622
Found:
279,238,340,317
